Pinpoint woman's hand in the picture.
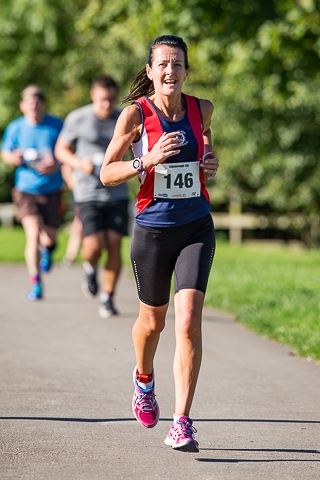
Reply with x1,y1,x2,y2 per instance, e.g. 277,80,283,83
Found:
200,151,219,180
143,131,184,169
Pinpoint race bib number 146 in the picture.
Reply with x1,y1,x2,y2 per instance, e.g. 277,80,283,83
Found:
154,162,200,199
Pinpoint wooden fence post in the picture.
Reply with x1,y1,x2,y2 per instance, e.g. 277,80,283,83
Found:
229,190,242,244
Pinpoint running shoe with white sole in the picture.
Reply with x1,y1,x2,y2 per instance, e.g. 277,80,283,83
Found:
81,261,98,297
164,416,199,452
132,366,159,428
99,293,118,318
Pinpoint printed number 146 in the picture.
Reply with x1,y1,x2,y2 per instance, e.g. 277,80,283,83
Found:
164,172,194,189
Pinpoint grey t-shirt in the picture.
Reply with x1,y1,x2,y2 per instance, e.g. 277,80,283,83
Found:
59,104,128,203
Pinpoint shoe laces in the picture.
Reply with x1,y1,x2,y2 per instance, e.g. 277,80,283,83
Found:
173,419,197,440
135,388,156,412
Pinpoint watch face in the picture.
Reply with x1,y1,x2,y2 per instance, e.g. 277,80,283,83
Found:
133,158,141,169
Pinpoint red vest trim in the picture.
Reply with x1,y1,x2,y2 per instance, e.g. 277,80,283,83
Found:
134,95,209,214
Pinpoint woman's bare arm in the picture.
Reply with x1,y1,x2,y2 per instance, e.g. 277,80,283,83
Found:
100,104,142,186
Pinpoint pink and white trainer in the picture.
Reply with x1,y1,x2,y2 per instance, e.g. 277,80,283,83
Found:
164,416,199,452
132,366,159,428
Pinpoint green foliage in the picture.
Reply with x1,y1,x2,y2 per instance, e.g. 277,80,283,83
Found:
1,0,320,240
212,0,320,221
0,162,15,202
0,225,70,262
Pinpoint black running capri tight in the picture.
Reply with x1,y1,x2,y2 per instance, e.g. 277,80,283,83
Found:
130,214,215,307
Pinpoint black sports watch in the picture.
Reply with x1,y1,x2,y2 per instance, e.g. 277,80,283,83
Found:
132,157,145,173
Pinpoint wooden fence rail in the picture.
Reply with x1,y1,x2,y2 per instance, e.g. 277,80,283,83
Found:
212,212,319,244
1,203,319,245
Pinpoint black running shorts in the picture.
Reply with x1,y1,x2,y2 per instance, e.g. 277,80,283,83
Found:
130,214,215,306
78,200,129,237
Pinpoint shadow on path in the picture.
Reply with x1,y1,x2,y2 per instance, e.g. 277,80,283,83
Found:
1,416,319,424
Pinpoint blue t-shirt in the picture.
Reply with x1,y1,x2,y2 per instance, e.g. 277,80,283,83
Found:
1,115,63,194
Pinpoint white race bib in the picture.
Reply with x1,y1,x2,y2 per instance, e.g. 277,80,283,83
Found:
154,162,200,199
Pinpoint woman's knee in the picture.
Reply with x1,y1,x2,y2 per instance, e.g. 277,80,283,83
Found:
174,290,203,338
176,314,202,342
137,304,167,335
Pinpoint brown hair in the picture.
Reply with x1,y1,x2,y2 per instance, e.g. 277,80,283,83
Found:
91,75,119,92
122,35,189,104
21,85,45,101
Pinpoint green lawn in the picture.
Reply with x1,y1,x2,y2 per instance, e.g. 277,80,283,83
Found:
206,241,320,360
0,225,72,263
1,226,319,360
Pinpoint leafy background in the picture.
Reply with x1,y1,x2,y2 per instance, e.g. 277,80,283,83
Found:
1,0,320,242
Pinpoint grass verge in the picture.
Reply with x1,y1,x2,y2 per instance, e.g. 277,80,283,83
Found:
205,241,320,361
0,225,71,263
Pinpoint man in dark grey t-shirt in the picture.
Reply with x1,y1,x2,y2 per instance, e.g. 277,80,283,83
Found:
55,75,129,318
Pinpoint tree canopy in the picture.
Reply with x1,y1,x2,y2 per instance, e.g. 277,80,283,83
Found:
1,0,320,241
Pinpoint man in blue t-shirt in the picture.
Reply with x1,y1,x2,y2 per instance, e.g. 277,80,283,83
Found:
1,85,63,301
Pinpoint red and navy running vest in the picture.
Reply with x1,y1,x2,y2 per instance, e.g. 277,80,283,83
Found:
132,94,210,227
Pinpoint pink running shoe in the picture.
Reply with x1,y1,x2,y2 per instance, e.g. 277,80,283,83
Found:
132,366,159,428
164,416,199,452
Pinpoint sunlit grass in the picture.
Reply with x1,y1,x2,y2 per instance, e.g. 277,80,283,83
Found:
206,241,320,360
0,225,70,263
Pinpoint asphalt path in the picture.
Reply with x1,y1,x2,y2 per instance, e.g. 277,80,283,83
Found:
0,263,319,480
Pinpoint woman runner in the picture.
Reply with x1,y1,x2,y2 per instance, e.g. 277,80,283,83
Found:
100,34,219,452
